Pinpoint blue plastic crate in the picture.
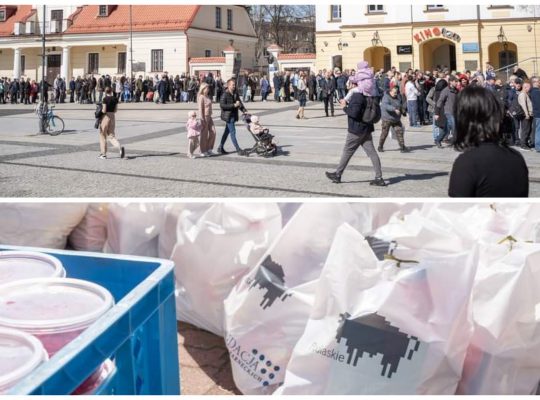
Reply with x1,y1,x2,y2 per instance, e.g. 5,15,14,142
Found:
1,245,180,395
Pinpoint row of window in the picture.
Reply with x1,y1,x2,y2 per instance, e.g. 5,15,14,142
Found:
330,4,510,20
215,7,233,31
87,50,163,74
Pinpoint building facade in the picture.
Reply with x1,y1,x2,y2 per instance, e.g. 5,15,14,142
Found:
316,4,540,75
0,5,257,82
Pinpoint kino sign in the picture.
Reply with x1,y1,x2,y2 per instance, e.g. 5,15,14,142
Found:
414,27,461,44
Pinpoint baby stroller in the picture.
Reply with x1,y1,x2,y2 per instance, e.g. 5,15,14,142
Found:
241,113,278,157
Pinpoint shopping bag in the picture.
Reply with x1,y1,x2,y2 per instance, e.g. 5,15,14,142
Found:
104,202,166,257
0,203,88,249
223,203,376,394
457,240,540,395
278,223,478,394
171,203,282,336
68,203,109,251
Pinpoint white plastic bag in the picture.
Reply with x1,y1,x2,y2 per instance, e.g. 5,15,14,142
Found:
68,203,109,251
224,203,372,394
279,223,478,395
104,203,166,257
457,241,540,395
172,203,282,336
0,203,88,249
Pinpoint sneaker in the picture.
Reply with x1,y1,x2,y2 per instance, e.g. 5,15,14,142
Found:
98,154,106,159
370,177,387,187
377,146,384,152
296,114,300,119
217,148,228,155
120,147,125,159
400,147,410,153
325,171,341,183
519,146,530,152
207,150,215,156
435,142,443,149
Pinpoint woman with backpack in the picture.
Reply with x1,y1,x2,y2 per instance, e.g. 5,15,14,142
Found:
325,61,386,187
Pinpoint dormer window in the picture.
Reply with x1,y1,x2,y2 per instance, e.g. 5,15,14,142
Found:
0,10,5,21
98,5,108,16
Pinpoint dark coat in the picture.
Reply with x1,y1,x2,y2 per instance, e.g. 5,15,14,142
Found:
344,92,374,135
220,89,246,122
319,77,336,98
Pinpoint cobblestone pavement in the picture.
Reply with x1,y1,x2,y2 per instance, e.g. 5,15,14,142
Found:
1,100,540,197
178,322,240,395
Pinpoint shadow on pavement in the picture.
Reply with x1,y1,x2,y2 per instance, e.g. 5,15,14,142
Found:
178,321,240,395
386,171,448,185
126,152,180,160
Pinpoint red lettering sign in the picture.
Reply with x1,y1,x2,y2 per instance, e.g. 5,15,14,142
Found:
424,29,433,39
433,27,441,36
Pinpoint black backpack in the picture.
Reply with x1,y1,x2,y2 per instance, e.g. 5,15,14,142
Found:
509,95,525,120
362,95,381,124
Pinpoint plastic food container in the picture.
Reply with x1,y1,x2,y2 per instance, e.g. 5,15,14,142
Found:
0,278,113,356
0,327,48,394
72,359,115,395
0,251,66,284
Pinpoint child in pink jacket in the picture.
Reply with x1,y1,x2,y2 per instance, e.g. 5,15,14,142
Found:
186,110,201,158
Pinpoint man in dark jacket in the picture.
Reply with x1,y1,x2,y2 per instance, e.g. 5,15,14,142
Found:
325,91,386,186
272,72,282,102
378,87,408,153
218,78,247,154
319,71,336,117
434,75,459,147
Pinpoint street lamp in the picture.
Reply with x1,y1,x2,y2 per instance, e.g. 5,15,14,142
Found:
39,4,47,134
497,26,506,44
371,31,381,47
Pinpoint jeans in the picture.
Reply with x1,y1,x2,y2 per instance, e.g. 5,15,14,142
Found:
407,100,418,126
520,118,532,147
446,113,455,139
432,120,440,142
220,116,241,151
535,118,540,151
337,88,347,100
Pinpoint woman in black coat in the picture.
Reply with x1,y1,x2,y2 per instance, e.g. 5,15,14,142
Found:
448,86,528,197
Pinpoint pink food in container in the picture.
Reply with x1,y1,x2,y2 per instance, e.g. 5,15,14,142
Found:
0,278,114,394
0,251,66,284
0,327,48,394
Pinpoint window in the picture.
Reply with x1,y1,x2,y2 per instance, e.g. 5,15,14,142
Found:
330,5,341,20
215,7,222,29
205,50,211,57
426,5,445,11
98,5,108,17
117,52,126,74
20,55,25,74
0,10,5,21
367,5,384,13
88,53,99,74
51,10,63,20
227,9,233,30
151,49,163,72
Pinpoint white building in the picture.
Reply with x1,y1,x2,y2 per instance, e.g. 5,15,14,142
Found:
0,5,258,82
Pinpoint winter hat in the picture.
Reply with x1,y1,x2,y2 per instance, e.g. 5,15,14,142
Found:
250,115,259,123
188,111,196,118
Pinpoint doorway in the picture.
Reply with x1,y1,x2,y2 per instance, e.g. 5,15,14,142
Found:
46,54,61,84
420,39,457,71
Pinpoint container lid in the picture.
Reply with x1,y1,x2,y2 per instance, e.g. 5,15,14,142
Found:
0,327,48,392
0,251,66,284
0,278,113,333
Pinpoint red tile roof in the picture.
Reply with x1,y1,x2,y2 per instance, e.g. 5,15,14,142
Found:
0,5,33,37
278,53,316,60
190,57,225,64
65,5,200,34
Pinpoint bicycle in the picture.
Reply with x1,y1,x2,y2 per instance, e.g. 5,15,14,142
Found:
35,103,65,136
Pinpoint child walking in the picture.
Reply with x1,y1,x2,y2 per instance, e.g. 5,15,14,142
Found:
186,110,201,158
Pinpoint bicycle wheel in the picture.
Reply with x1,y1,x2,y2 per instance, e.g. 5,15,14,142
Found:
47,116,65,136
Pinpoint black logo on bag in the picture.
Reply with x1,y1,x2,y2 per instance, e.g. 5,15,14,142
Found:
365,236,393,261
248,255,292,309
335,312,421,378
